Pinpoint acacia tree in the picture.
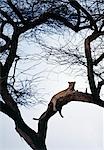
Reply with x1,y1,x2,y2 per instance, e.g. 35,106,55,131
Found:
0,0,104,150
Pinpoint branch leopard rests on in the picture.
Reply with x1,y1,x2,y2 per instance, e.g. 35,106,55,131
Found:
33,82,76,120
50,81,76,118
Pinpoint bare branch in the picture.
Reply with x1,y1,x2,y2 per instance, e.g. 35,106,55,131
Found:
99,20,104,31
68,0,98,30
97,80,104,95
7,0,26,24
93,53,104,66
0,33,11,53
0,9,15,26
49,13,79,32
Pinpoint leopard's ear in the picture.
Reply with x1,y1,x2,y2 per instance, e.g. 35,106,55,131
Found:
68,81,71,86
72,82,76,87
68,81,76,85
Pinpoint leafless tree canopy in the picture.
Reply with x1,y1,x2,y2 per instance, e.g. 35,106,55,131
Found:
0,0,104,150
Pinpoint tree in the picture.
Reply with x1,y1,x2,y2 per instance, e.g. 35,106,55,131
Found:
0,0,104,150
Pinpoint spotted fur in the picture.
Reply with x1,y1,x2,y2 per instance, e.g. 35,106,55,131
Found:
50,82,76,117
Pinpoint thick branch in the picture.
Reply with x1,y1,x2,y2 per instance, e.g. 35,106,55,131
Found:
0,101,41,150
37,103,56,142
84,36,97,98
3,29,19,78
15,120,39,150
1,61,20,113
18,11,51,34
1,82,20,113
84,31,104,100
0,101,18,120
